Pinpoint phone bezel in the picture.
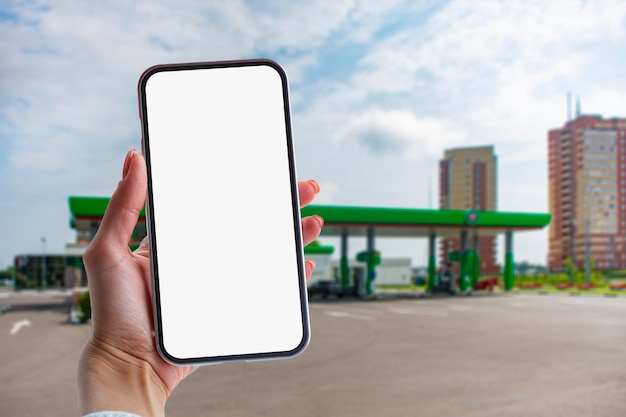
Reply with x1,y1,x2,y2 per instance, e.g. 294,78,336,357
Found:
137,59,309,365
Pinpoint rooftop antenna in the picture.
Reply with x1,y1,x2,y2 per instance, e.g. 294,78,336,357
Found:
575,94,581,118
567,92,572,121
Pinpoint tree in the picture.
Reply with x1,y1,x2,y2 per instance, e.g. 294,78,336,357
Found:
563,256,576,285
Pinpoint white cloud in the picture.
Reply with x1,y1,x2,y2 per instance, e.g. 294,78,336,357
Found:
313,181,341,205
337,108,466,159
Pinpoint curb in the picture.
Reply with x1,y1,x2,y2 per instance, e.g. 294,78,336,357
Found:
515,290,626,299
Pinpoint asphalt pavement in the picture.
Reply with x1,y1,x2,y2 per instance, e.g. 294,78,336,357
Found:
1,290,626,417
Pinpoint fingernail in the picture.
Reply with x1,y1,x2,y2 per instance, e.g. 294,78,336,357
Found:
122,148,136,179
312,214,324,228
306,259,316,271
308,179,320,194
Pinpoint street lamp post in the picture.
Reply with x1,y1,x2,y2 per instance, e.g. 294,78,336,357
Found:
41,237,47,290
584,219,591,285
569,219,576,285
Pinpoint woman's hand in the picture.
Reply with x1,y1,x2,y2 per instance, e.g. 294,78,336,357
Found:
77,148,323,417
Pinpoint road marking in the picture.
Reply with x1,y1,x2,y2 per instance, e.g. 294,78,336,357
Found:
324,310,375,321
448,304,505,313
449,305,473,312
10,319,31,335
388,307,448,317
508,302,528,308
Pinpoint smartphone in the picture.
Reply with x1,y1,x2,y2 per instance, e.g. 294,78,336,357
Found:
137,59,309,365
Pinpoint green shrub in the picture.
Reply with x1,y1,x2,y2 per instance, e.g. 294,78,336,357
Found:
77,291,91,322
14,273,35,289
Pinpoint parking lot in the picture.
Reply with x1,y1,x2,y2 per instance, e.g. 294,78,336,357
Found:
1,290,626,416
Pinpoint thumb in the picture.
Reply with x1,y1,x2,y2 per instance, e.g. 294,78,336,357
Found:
90,148,147,255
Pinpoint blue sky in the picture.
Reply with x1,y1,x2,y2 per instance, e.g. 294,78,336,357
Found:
2,0,626,269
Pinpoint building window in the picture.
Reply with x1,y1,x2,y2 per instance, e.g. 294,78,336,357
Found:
585,154,615,160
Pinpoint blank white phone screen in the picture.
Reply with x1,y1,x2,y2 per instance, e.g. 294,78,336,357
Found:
140,61,308,363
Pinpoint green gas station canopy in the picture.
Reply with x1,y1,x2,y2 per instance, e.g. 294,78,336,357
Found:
69,196,550,238
300,205,551,238
69,196,145,226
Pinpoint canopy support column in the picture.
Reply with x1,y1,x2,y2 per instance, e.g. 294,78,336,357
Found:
471,233,480,288
504,231,514,291
459,230,469,292
340,228,350,288
427,231,437,292
366,227,376,296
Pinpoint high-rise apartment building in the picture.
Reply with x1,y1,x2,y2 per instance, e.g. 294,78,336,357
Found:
548,115,626,271
439,145,499,274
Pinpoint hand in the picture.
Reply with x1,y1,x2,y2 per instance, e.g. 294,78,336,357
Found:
77,148,323,417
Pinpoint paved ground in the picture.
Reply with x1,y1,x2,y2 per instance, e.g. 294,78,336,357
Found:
1,290,626,417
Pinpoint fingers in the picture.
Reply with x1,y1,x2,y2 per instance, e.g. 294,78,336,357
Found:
298,180,324,280
301,214,323,246
298,179,320,208
305,259,316,280
299,178,324,246
134,236,150,258
299,180,323,279
90,149,147,254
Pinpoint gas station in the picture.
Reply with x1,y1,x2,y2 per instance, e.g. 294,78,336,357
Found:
63,196,550,295
300,205,551,296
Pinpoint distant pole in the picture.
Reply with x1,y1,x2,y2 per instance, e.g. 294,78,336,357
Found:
585,219,591,284
569,219,576,285
41,237,47,290
12,260,16,289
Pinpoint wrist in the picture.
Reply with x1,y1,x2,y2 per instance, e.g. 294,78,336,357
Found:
77,338,168,417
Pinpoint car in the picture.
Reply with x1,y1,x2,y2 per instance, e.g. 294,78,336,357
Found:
307,280,345,299
431,273,457,295
474,277,499,291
